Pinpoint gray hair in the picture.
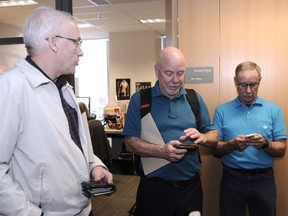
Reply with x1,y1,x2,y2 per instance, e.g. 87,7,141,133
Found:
23,7,74,55
235,61,262,78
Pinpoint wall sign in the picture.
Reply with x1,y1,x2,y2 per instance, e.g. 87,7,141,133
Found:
185,67,214,83
135,82,151,92
116,78,130,100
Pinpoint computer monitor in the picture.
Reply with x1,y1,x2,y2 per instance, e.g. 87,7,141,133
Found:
76,96,91,111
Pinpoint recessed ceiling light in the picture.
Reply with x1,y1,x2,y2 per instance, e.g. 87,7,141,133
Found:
139,19,166,24
0,0,38,7
88,0,111,6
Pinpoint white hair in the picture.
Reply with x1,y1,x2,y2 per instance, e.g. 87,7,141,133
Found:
23,7,74,55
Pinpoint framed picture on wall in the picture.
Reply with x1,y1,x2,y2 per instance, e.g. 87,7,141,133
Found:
135,82,151,92
116,78,130,100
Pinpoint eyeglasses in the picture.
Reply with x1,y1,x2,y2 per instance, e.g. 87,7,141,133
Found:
237,82,259,90
55,35,82,47
45,35,82,47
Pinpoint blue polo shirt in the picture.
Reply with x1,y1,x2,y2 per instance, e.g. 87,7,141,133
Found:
123,81,216,180
214,97,287,169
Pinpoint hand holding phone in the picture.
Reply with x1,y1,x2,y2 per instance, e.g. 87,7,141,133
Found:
244,133,260,146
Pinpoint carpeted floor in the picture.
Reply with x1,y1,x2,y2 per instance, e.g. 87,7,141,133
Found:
91,173,140,216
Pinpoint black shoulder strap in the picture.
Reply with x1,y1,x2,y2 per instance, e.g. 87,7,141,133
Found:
140,88,152,118
185,88,202,163
185,88,200,129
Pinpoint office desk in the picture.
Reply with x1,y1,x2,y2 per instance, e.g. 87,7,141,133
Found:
104,128,124,160
104,128,123,138
104,127,135,174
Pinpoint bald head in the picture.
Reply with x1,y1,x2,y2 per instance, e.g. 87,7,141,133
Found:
155,47,186,99
156,47,186,69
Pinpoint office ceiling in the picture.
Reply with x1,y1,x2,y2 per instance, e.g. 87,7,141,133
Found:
0,0,166,39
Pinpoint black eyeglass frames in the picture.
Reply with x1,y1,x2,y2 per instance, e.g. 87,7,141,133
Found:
237,82,259,90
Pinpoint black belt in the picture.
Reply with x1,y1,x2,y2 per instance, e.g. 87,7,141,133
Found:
223,165,272,174
147,172,200,187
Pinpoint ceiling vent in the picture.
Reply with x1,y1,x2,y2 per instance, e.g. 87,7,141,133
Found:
88,0,111,6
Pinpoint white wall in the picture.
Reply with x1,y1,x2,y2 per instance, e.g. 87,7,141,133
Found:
0,23,24,73
0,23,22,38
108,31,161,107
0,44,26,73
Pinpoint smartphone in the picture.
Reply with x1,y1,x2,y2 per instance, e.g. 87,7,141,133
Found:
245,133,256,139
174,144,198,149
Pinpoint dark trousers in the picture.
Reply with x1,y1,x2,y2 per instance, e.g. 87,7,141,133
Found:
136,173,202,216
220,166,276,216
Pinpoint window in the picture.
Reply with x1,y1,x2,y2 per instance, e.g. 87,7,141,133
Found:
75,39,108,120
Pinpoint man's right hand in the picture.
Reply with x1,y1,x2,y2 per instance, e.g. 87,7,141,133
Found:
162,141,187,162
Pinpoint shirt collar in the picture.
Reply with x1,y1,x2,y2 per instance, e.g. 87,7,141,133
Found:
153,80,186,99
26,56,67,90
55,75,68,90
25,56,52,81
234,96,263,108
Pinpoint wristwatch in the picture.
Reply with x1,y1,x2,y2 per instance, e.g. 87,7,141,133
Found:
262,138,269,149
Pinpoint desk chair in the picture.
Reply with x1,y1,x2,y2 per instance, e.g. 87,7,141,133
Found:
89,119,112,166
78,102,112,166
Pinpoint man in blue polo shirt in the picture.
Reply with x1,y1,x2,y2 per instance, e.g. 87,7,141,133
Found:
123,47,218,216
213,61,287,216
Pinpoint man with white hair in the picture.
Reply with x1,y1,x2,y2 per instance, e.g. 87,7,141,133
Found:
0,7,112,216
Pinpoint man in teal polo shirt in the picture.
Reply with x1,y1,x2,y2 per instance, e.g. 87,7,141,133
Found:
123,47,218,216
213,61,287,216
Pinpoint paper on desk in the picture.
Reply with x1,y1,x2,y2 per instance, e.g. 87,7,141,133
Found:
140,113,170,175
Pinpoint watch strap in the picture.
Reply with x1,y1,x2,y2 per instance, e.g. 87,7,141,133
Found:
262,138,269,149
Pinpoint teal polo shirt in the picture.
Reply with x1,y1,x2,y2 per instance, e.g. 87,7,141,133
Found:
123,81,216,180
214,97,287,169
